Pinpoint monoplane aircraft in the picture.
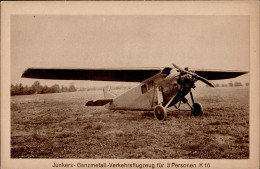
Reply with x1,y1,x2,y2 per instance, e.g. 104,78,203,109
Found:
22,64,247,120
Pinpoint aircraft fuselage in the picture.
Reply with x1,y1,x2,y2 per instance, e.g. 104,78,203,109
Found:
107,70,192,110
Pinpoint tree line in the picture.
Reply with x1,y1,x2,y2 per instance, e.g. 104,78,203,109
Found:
11,81,76,96
78,85,132,91
206,81,249,87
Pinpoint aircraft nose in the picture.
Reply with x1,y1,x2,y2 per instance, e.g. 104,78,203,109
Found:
178,74,196,88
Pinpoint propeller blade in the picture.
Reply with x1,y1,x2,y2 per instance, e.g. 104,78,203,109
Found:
172,63,194,75
172,63,215,88
172,63,184,72
196,75,215,88
172,63,196,76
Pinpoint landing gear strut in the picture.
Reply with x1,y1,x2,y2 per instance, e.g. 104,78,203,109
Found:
153,89,203,120
189,91,203,116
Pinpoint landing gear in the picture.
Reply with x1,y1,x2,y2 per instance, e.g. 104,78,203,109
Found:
168,90,203,118
189,91,203,116
154,105,167,121
191,103,203,116
153,89,203,120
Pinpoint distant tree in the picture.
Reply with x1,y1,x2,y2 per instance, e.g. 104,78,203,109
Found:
31,81,42,94
215,84,219,87
234,81,243,87
49,84,60,93
11,81,78,96
11,84,19,95
229,81,233,87
23,85,34,95
79,87,86,91
54,84,60,92
41,85,49,94
68,84,77,92
18,83,24,94
245,82,249,87
61,85,69,92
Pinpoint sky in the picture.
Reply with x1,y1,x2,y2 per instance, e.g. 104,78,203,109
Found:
11,15,249,88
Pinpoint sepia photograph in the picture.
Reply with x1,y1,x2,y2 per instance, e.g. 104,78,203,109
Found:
10,14,250,159
2,1,259,169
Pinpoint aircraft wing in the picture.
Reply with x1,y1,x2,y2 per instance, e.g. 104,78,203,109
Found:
191,69,248,80
21,68,163,82
22,67,247,82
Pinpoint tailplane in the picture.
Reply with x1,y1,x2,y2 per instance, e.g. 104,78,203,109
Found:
85,86,115,107
85,99,112,106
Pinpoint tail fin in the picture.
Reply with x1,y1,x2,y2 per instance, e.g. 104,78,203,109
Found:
103,86,116,99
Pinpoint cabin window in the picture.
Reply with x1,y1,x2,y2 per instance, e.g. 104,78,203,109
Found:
148,81,153,90
141,84,147,94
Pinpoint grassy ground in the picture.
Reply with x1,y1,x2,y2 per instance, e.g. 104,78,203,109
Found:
11,87,249,159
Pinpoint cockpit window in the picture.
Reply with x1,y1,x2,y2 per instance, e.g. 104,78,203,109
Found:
148,81,153,90
141,84,147,94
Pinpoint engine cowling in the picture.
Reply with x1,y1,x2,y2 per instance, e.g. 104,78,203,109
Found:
177,74,196,88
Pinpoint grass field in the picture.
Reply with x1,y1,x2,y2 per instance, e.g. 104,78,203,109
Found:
11,87,249,159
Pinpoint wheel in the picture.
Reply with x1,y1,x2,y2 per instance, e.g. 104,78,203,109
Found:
154,105,167,120
192,103,203,116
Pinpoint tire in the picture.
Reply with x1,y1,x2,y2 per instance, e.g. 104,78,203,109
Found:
192,103,203,116
154,105,167,121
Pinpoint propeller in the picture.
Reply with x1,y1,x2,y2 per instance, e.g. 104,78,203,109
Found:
172,63,215,88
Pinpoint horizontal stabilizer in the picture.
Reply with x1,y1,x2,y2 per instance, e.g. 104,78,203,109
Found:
85,99,113,106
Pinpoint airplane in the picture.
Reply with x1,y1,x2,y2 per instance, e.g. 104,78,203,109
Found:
22,63,248,120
